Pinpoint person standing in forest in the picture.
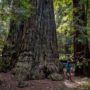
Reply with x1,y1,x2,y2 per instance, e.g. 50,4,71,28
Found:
66,58,73,81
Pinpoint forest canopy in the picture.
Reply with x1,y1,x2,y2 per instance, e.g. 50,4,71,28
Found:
0,0,89,55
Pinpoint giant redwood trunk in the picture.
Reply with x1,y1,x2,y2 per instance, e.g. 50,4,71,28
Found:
73,0,90,76
13,0,62,80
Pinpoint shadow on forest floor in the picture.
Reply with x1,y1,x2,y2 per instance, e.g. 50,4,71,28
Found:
0,72,90,90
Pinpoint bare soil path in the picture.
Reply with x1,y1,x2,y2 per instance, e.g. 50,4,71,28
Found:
0,72,89,90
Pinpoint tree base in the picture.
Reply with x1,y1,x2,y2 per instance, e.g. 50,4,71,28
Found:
13,52,63,81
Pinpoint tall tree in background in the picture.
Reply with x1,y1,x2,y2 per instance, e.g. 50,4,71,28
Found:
73,0,90,76
73,0,89,59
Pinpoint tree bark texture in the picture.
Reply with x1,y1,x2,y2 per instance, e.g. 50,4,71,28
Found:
2,0,62,80
2,20,24,70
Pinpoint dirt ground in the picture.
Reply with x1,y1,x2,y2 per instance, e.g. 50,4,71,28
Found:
0,72,89,90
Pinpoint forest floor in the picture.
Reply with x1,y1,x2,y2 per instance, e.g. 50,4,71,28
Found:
0,72,90,90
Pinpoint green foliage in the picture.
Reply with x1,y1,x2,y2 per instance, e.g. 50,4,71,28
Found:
54,0,90,56
54,0,74,54
0,0,34,54
0,1,10,54
54,0,73,31
12,0,34,20
59,54,67,61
